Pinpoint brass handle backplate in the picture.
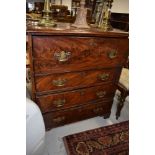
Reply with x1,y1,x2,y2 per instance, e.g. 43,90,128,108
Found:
98,73,109,81
93,107,103,113
96,91,106,98
108,50,117,59
53,116,65,123
53,99,66,107
52,79,67,87
54,51,71,62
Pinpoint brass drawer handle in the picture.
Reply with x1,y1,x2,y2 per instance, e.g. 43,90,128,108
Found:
53,116,65,123
54,51,71,62
93,107,103,113
98,73,109,81
96,91,106,98
53,99,66,107
52,79,67,87
89,42,97,46
108,50,117,59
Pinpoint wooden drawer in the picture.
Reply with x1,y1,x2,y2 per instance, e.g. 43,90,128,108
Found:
36,84,116,113
35,68,120,93
43,101,113,129
32,36,128,74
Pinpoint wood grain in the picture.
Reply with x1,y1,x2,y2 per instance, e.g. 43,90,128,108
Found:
27,26,129,130
43,101,113,129
35,68,121,93
36,84,116,113
33,36,128,74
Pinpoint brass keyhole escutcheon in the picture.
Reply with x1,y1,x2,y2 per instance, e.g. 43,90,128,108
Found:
108,50,117,59
98,73,109,81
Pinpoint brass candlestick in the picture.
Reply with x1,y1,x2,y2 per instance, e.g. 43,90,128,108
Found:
38,0,56,27
99,0,113,31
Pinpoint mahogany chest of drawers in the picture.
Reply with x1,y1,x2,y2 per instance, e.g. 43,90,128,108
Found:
27,26,128,130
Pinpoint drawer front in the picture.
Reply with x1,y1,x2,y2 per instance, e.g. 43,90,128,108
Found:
35,68,120,93
36,84,116,113
43,101,113,129
32,36,128,74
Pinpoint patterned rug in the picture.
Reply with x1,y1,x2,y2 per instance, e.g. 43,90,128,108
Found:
63,121,129,155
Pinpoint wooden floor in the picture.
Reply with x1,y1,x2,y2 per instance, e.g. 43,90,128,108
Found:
43,95,129,155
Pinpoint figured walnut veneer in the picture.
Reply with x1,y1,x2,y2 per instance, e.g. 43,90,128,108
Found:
36,84,116,113
35,68,119,93
27,26,128,130
33,37,128,74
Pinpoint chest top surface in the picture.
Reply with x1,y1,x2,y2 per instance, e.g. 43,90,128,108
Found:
27,22,128,38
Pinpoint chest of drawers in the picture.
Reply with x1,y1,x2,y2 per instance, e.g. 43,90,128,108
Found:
27,26,128,130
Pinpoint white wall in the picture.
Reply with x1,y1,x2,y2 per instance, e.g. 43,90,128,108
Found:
111,0,129,13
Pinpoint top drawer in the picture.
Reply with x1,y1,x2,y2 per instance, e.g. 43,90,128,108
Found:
32,36,128,74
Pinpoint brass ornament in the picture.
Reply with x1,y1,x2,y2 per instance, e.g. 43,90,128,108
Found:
98,0,113,31
108,50,117,59
53,116,65,123
96,91,106,98
38,0,56,27
98,73,109,81
54,51,71,62
93,107,103,113
52,78,67,87
53,99,66,107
